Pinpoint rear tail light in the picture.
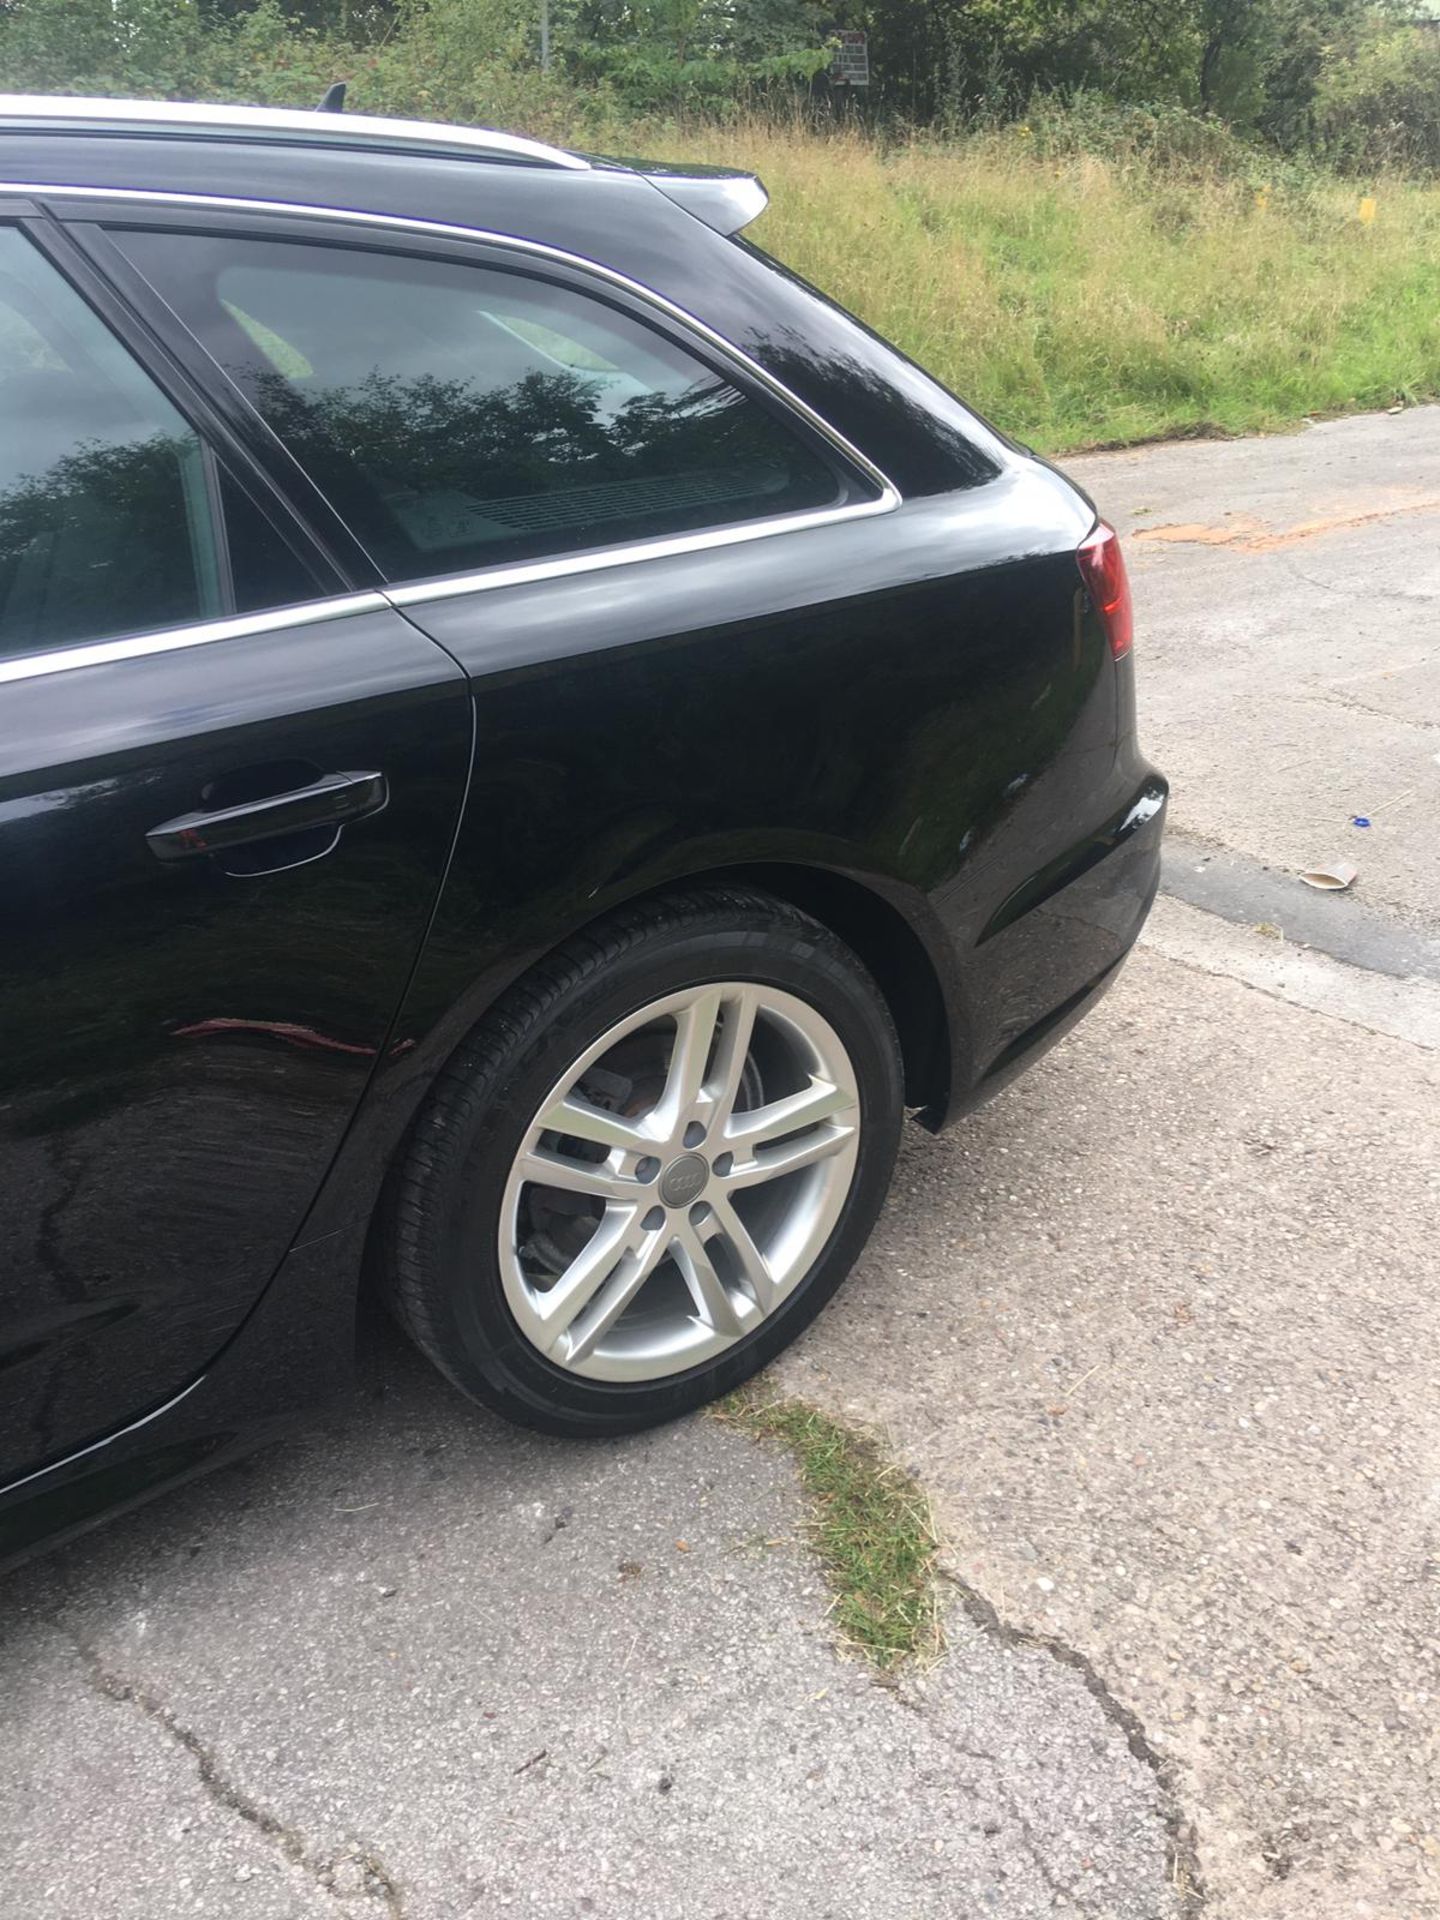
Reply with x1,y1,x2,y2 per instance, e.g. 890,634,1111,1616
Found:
1077,521,1133,661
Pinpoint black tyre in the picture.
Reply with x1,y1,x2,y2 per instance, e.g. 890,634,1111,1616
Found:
380,886,903,1436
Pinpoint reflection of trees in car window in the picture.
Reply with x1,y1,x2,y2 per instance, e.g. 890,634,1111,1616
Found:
112,232,849,586
0,431,211,652
0,228,227,656
0,233,323,657
245,361,820,571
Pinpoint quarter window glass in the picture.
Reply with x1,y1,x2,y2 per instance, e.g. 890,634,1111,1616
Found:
114,232,850,584
0,228,223,657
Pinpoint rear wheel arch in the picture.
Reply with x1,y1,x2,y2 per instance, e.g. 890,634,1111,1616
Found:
456,860,957,1127
693,863,957,1127
354,860,958,1283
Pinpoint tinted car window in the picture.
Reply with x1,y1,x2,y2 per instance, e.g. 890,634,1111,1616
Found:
0,228,322,660
0,227,224,657
115,232,853,584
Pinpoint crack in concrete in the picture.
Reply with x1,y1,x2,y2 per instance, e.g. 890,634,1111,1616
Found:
1302,681,1440,734
751,1399,1195,1916
68,1635,405,1917
936,1568,1205,1918
1012,1802,1092,1913
1274,552,1440,608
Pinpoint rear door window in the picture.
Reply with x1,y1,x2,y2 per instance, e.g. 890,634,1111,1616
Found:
112,231,858,586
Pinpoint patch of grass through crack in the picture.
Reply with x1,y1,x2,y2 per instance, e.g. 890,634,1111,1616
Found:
716,1390,942,1671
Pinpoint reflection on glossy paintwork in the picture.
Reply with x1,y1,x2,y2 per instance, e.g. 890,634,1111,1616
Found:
174,1017,407,1056
0,612,471,1477
743,316,1004,495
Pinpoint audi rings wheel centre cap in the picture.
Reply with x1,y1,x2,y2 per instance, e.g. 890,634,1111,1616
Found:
659,1152,709,1210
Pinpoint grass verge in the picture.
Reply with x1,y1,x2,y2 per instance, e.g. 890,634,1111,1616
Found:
716,1389,942,1671
647,120,1440,454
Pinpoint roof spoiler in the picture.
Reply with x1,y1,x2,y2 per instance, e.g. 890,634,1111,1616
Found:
597,157,768,235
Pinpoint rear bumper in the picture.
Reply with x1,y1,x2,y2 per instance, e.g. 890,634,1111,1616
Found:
938,770,1167,1124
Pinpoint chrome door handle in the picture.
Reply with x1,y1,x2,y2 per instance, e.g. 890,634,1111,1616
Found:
146,770,387,862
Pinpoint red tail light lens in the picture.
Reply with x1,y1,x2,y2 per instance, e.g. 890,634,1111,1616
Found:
1077,521,1134,661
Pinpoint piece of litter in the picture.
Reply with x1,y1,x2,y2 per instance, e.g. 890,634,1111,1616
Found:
1350,816,1370,828
1299,861,1358,892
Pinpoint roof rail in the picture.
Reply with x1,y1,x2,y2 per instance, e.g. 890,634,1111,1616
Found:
0,94,590,171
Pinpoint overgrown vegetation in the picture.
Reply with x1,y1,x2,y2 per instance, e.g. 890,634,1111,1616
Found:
718,1391,941,1670
3,0,1439,450
8,0,1440,169
712,118,1440,450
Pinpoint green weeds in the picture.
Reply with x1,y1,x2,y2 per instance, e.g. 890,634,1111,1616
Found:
717,1391,942,1671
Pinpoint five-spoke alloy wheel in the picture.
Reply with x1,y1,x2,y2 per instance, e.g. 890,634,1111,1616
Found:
383,888,903,1435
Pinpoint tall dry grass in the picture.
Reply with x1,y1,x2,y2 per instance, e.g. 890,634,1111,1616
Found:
659,121,1440,452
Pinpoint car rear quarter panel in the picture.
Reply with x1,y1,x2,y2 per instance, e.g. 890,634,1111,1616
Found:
294,459,1136,1245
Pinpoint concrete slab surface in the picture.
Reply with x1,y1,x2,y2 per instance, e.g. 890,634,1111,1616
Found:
1069,408,1440,936
777,942,1440,1920
2,1374,1180,1920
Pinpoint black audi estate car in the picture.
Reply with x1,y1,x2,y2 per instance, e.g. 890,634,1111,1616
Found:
0,94,1165,1565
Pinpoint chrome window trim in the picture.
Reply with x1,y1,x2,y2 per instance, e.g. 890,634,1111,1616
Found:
0,95,589,171
385,493,896,610
0,181,902,677
0,591,390,686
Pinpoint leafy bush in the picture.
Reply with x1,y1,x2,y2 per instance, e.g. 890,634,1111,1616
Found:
1020,93,1261,178
1313,21,1440,175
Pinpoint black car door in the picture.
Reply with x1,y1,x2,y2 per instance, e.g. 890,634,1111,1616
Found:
0,212,471,1480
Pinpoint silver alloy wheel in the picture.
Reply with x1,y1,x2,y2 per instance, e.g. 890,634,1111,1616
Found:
498,982,862,1382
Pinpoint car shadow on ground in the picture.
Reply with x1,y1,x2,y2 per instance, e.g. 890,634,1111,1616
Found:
0,1082,1037,1632
0,1312,596,1630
